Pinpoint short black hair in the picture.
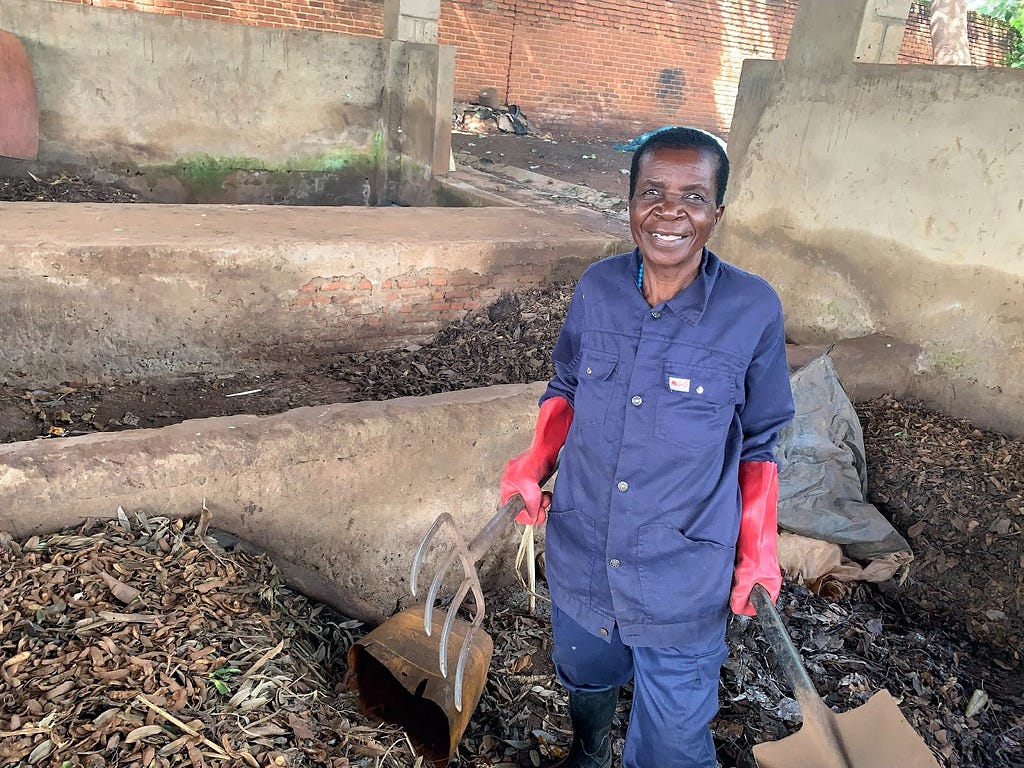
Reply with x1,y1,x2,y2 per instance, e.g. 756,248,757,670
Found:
629,126,729,206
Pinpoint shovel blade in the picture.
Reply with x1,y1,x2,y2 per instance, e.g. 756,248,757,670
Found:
0,30,38,160
753,690,940,768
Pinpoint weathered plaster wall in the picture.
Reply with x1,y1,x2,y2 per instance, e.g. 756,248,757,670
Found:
718,0,1024,435
0,203,629,383
0,0,454,203
0,383,548,625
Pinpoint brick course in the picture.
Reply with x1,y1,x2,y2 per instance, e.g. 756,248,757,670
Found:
64,1,1013,138
286,266,554,347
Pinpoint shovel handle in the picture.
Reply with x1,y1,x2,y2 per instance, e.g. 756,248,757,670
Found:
751,584,821,706
752,584,856,768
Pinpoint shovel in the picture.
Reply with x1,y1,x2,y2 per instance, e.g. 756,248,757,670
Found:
750,583,940,768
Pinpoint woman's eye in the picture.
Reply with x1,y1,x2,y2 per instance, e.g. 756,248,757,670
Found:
642,188,660,196
685,193,708,203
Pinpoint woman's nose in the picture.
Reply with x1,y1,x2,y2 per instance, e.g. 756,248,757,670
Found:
655,197,687,217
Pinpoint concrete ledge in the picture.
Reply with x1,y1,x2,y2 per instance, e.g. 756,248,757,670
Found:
789,334,1022,435
0,203,631,383
0,382,547,625
787,334,920,404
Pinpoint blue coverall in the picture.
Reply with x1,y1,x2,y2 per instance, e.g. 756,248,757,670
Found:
540,247,795,766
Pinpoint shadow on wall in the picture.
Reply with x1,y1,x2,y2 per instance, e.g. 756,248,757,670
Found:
718,0,1024,437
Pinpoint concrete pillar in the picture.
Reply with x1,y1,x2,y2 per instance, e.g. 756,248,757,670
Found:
377,40,456,204
785,0,911,73
383,0,440,44
855,0,913,64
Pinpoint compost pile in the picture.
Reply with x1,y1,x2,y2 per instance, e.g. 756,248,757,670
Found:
2,511,1020,768
2,284,1022,767
0,174,141,204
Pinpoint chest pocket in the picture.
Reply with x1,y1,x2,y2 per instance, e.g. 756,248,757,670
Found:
655,363,739,449
574,350,618,427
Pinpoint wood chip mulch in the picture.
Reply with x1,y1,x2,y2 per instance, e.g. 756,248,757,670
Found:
2,284,1022,767
0,508,394,768
0,174,141,204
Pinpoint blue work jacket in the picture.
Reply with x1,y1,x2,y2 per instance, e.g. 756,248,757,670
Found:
541,248,795,650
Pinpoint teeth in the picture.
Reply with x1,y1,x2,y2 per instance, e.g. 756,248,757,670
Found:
652,233,682,241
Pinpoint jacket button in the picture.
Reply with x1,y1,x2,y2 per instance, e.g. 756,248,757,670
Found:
586,367,593,375
651,310,661,318
610,558,620,568
599,628,609,637
631,395,643,406
616,481,628,492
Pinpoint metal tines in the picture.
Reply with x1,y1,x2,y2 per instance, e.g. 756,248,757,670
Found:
409,495,522,711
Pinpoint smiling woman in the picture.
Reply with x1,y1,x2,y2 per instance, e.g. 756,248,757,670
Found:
496,125,795,768
628,133,727,306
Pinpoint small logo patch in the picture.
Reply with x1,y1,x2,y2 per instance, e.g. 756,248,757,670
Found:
668,376,691,393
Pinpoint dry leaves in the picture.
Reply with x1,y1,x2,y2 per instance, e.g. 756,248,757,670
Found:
858,396,1023,658
0,508,396,768
0,173,141,203
324,286,573,401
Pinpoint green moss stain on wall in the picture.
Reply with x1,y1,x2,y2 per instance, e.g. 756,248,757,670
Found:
922,347,969,377
172,155,265,199
144,144,385,203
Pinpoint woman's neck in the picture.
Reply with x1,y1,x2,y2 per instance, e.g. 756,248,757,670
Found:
640,258,701,307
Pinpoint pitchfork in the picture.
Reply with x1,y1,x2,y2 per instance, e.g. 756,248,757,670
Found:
409,492,533,712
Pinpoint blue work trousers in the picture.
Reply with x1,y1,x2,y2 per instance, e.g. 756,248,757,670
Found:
551,603,728,768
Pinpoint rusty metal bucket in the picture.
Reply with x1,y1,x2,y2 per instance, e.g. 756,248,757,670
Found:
346,605,493,767
0,30,38,160
751,584,940,768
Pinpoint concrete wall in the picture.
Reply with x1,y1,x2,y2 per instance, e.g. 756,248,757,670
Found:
0,202,629,383
717,0,1024,435
0,0,454,204
0,383,548,625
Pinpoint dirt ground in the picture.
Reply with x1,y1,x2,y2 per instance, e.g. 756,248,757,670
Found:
451,129,635,199
2,125,1023,766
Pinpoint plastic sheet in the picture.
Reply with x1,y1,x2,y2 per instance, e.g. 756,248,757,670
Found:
776,353,913,583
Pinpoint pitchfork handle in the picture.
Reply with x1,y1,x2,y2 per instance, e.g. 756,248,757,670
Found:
466,495,526,561
469,462,557,558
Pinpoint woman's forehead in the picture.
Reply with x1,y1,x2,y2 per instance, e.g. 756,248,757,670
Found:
637,147,718,184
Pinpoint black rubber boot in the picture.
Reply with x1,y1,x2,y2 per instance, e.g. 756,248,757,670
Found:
552,688,618,768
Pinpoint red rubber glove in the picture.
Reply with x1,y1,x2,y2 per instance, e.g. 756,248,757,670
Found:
730,460,783,616
500,397,574,525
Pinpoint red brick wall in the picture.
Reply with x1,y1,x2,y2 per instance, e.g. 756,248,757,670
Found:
61,0,384,34
442,0,797,138
59,1,1015,136
286,257,584,348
